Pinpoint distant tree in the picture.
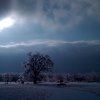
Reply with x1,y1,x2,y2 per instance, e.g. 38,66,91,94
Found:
56,74,66,86
24,52,54,84
11,74,19,82
56,74,64,83
0,74,3,82
48,74,54,82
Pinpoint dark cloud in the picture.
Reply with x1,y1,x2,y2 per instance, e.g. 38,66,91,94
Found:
0,0,100,29
15,0,37,16
0,0,12,18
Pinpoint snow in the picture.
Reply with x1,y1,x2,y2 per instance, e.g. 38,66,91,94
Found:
48,87,100,100
0,82,100,100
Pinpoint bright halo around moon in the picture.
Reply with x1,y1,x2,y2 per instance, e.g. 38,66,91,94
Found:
0,17,15,31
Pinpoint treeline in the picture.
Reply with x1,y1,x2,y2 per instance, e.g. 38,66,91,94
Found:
55,72,100,82
0,72,100,83
0,73,20,82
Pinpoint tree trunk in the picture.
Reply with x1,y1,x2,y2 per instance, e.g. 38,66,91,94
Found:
33,76,37,84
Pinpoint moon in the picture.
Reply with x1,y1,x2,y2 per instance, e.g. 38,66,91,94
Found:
0,17,15,31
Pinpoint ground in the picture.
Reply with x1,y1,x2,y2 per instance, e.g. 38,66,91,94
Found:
0,82,100,100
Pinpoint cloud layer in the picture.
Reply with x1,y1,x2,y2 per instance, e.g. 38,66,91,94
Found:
0,39,100,48
0,0,100,29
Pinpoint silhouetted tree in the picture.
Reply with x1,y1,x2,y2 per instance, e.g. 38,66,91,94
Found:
24,52,54,84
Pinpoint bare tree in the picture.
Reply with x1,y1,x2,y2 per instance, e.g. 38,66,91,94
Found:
24,52,54,84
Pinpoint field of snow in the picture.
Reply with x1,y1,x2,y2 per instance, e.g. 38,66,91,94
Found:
0,82,100,100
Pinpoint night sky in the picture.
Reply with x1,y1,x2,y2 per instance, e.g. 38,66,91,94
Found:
0,0,100,73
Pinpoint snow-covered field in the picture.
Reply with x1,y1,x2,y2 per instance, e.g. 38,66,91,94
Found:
0,82,100,100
